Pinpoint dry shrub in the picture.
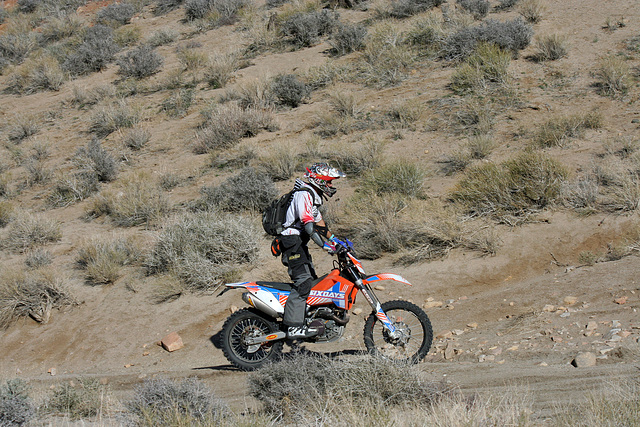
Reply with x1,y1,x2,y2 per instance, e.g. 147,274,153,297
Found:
532,34,568,62
7,53,66,94
7,115,40,143
249,354,452,422
451,152,568,224
88,173,170,227
114,25,143,47
0,379,35,426
198,167,278,212
146,28,179,47
117,44,164,78
62,25,120,76
74,138,119,183
561,177,599,214
361,160,426,198
326,137,385,176
457,0,490,20
44,378,111,420
257,143,300,181
518,0,545,23
330,22,367,56
161,88,194,118
595,55,631,97
90,100,141,137
24,248,53,269
450,42,512,95
0,201,15,228
0,267,77,329
145,211,259,292
387,99,424,129
194,103,276,153
314,89,363,137
76,235,141,285
533,111,603,148
204,52,239,88
271,73,311,108
47,171,99,208
122,126,151,150
359,21,414,87
69,84,116,109
3,213,62,252
208,143,257,169
281,9,339,48
126,377,229,426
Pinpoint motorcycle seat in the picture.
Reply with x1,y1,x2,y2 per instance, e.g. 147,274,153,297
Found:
255,281,293,291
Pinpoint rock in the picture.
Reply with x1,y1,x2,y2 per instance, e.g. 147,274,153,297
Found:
614,296,628,305
560,312,570,318
586,321,598,331
436,330,453,339
467,322,478,329
619,330,632,338
564,296,578,305
374,286,385,291
507,345,519,351
543,304,555,312
444,342,456,360
489,347,503,356
161,332,184,352
229,305,239,313
352,308,363,315
539,362,548,367
48,367,57,376
572,352,596,368
423,301,443,309
142,351,150,356
452,329,465,336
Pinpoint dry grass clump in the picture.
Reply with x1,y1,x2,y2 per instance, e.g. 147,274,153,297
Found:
326,137,385,176
88,173,170,227
358,21,414,87
47,171,99,208
69,84,116,109
122,126,151,151
257,143,300,181
532,34,569,62
3,213,62,252
387,98,424,129
249,354,452,422
90,99,142,137
194,103,277,153
314,89,364,137
43,378,111,421
7,114,40,143
561,177,599,214
204,52,239,88
96,2,136,28
533,111,603,147
450,42,512,95
594,55,632,97
6,53,66,94
198,167,278,212
146,28,179,47
76,235,141,285
126,377,229,426
518,0,545,24
161,88,194,118
360,160,426,198
0,267,77,329
24,248,53,269
0,200,15,228
451,152,569,224
146,211,259,292
74,138,119,183
0,379,35,427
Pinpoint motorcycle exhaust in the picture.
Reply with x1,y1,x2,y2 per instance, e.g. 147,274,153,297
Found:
242,292,279,318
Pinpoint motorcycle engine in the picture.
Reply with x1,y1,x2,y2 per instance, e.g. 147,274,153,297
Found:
306,308,346,343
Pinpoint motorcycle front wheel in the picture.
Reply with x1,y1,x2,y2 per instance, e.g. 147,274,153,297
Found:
221,308,283,371
363,300,433,364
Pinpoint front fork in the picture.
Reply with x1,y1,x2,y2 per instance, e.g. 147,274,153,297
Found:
356,279,398,335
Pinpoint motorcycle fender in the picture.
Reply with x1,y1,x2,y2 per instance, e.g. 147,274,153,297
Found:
245,288,285,315
363,273,412,287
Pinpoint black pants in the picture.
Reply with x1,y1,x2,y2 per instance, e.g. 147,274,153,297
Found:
280,234,317,327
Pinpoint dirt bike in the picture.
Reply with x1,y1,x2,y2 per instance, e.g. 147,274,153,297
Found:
218,238,433,371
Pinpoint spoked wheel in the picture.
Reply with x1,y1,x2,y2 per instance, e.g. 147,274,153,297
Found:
363,300,433,364
221,308,283,371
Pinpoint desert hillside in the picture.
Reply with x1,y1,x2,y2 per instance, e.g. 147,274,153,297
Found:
0,0,639,424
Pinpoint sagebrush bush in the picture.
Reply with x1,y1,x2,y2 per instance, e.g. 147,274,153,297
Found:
204,52,238,88
249,354,450,420
96,2,136,27
533,34,568,62
123,126,151,150
198,167,278,212
359,21,413,87
195,103,276,153
185,0,213,21
257,143,299,181
232,76,277,109
270,73,310,108
450,42,511,95
443,18,533,60
39,14,84,45
90,100,141,137
406,13,446,56
0,6,7,25
387,99,423,129
533,111,603,147
126,377,229,426
281,9,339,47
0,268,76,328
17,0,39,13
146,211,259,291
496,0,520,9
69,84,116,108
561,177,599,213
330,22,367,56
0,201,14,228
117,44,164,78
45,378,109,420
75,138,119,182
0,379,35,427
361,161,426,198
595,55,631,97
154,0,184,15
76,235,140,285
451,152,568,223
327,138,385,176
89,176,169,227
3,213,62,252
63,25,120,76
388,0,445,19
457,0,490,20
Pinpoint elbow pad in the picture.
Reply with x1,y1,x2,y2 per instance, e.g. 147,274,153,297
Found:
305,222,324,247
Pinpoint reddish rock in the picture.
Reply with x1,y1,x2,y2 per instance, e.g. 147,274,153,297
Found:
614,296,628,305
161,332,184,352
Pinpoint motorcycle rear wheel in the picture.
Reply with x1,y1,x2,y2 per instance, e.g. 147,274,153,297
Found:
221,308,283,371
363,300,433,364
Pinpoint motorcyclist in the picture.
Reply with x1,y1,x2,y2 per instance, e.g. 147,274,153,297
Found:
280,162,345,339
